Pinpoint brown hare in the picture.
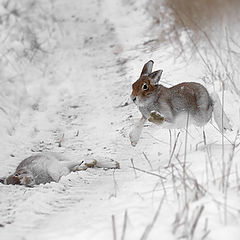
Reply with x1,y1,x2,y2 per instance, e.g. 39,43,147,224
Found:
129,60,232,146
0,152,119,186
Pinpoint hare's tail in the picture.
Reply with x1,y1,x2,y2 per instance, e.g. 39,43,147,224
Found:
210,93,232,132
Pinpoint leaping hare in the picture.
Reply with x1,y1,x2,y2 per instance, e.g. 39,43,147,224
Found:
0,152,119,186
129,60,232,146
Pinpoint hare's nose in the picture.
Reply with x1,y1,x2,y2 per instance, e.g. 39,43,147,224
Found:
132,97,136,102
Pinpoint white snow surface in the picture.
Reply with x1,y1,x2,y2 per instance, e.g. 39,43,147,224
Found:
0,0,240,239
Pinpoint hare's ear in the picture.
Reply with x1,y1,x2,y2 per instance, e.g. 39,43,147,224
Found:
140,60,154,76
149,70,163,84
0,177,6,184
6,175,21,185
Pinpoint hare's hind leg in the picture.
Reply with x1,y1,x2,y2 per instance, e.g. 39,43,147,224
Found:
194,91,213,126
129,116,146,146
94,157,120,169
76,157,119,170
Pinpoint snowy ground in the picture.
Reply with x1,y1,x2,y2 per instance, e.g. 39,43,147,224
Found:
0,0,240,239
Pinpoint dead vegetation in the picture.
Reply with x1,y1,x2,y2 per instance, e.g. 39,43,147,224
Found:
146,0,240,49
0,0,60,136
140,2,240,238
146,0,240,93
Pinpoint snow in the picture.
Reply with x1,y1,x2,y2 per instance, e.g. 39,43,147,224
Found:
0,0,240,239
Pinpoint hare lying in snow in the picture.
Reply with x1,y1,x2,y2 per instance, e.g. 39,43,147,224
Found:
0,152,119,186
129,60,232,146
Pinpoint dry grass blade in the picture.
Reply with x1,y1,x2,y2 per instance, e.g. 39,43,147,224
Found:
203,130,215,182
112,215,117,240
201,230,211,240
129,166,166,179
142,152,153,170
221,81,225,193
224,130,239,224
170,4,217,81
169,130,172,156
225,130,239,187
209,122,233,144
121,210,128,240
198,24,239,95
183,111,190,206
190,205,204,239
167,131,180,167
112,169,119,198
145,132,169,145
235,164,240,192
179,7,240,95
140,194,165,240
130,158,137,178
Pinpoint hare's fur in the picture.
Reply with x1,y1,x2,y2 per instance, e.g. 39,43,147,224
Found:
129,60,232,146
2,152,119,186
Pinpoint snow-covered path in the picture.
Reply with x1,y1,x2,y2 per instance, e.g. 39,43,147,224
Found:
1,0,240,239
0,0,170,239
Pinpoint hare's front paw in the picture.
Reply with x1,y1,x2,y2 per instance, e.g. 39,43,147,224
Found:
129,128,140,147
148,111,164,125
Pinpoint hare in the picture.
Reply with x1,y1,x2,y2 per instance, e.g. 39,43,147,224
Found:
0,152,119,186
129,60,232,146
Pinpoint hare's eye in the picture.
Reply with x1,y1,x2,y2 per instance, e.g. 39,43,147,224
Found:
142,83,148,91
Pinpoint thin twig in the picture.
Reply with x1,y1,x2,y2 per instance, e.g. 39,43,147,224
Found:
203,130,216,183
140,194,165,240
190,205,204,239
225,27,235,81
121,210,128,240
235,164,240,192
130,158,137,178
221,82,225,193
167,132,180,167
201,230,211,240
183,112,190,206
113,169,118,198
112,215,117,240
225,130,238,189
145,132,169,145
169,129,172,156
209,122,233,144
129,166,166,179
224,130,239,225
178,6,240,95
170,5,217,81
142,152,153,170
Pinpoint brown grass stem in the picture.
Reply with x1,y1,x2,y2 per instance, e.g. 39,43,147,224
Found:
167,131,180,167
121,210,128,240
112,215,117,240
190,205,204,239
130,158,137,178
129,166,166,179
203,130,216,183
142,152,153,170
183,111,190,206
140,194,165,240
